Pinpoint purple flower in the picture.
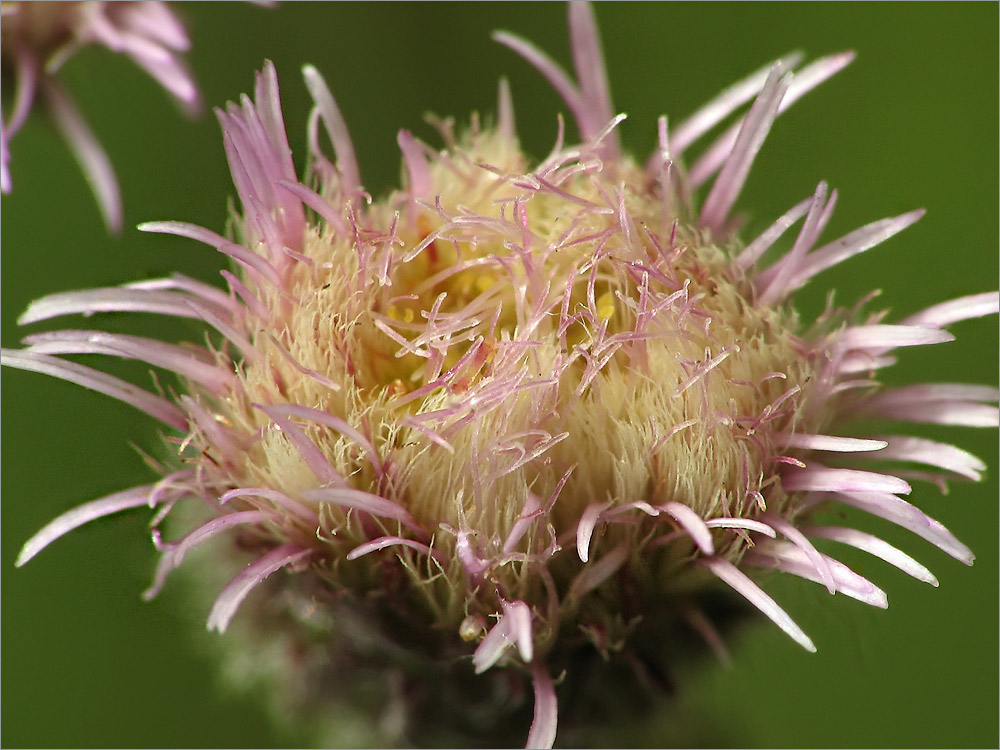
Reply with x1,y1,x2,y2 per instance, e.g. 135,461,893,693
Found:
3,4,996,747
0,1,200,231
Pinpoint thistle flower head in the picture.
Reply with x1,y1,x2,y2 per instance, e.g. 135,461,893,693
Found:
4,4,997,747
1,0,200,230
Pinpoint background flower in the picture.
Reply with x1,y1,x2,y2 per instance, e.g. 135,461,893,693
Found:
0,1,202,232
1,3,996,747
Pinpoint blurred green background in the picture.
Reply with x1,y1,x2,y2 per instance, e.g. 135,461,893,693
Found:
2,2,997,747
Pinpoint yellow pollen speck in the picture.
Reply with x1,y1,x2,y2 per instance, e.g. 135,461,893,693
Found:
596,290,616,321
387,305,415,323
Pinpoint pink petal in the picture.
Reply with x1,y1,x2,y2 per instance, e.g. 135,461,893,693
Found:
255,406,343,486
492,31,585,137
218,122,260,218
505,468,571,555
864,384,999,428
397,129,432,199
782,465,911,495
505,497,544,556
837,324,953,351
473,601,534,676
699,65,789,233
690,52,854,191
18,285,220,325
17,484,168,566
836,352,898,375
216,242,282,288
1,349,187,430
137,220,228,248
124,46,199,111
220,487,318,524
525,661,558,750
473,601,533,674
568,543,629,599
302,64,361,195
23,329,233,394
183,298,259,361
41,80,122,233
787,209,925,291
456,530,490,578
346,536,434,561
865,436,986,481
681,605,732,666
704,517,777,537
755,181,834,304
506,599,535,663
125,274,238,315
762,512,837,594
777,50,855,110
7,46,39,136
254,61,298,188
220,270,269,321
244,66,306,248
576,501,607,562
745,541,887,608
301,487,418,529
497,77,516,141
207,544,312,633
701,556,816,652
776,432,888,453
276,178,347,235
180,394,245,465
217,99,300,255
262,403,380,472
734,195,812,271
660,501,714,555
804,525,938,586
1,114,10,194
473,617,512,674
835,491,973,565
865,383,999,407
671,52,805,156
568,1,615,146
901,291,1000,328
144,510,269,600
115,2,190,51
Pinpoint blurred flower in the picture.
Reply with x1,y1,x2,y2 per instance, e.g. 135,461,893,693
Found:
1,1,200,231
3,3,997,747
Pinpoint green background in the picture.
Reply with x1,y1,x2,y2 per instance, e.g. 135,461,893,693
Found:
2,2,997,747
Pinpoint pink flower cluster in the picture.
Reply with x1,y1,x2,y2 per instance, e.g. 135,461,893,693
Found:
4,4,996,747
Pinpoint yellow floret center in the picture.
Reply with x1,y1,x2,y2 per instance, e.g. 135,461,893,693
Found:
218,126,821,613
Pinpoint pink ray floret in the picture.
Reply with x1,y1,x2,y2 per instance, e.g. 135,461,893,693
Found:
1,349,187,430
702,557,816,652
869,436,986,482
745,541,888,608
144,510,270,601
526,661,559,750
802,525,938,587
16,479,189,567
207,544,313,633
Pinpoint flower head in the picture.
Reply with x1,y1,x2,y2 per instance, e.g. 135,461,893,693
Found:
3,4,997,747
1,1,200,231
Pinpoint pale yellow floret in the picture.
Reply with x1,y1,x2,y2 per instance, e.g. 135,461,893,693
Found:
209,124,824,625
